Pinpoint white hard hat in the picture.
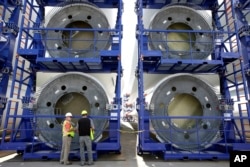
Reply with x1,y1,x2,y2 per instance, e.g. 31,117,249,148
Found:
65,112,72,117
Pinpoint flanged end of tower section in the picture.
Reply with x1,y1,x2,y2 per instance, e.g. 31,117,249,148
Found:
43,3,111,58
149,74,222,151
35,72,109,149
148,5,213,59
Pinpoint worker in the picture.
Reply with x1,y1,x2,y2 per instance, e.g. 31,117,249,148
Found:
60,112,75,165
77,110,95,166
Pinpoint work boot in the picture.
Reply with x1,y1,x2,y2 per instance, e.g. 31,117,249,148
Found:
65,162,72,165
88,162,94,165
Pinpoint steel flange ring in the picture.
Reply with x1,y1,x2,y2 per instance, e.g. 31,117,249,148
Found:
35,72,109,149
149,5,213,59
149,74,221,150
43,3,110,58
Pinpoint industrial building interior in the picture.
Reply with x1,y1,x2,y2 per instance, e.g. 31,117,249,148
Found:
0,0,250,165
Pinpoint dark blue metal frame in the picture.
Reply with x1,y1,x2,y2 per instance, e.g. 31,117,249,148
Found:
0,0,123,160
0,0,20,131
136,0,250,160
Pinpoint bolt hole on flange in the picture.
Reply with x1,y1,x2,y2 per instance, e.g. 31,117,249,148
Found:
150,74,221,150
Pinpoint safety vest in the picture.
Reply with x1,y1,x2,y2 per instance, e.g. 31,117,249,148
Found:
62,120,75,137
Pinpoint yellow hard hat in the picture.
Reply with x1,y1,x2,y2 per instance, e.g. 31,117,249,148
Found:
81,110,88,115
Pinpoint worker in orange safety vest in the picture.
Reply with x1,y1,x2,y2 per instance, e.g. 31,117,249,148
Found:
60,112,75,165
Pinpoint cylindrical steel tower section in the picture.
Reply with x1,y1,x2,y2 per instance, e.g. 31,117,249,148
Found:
43,3,110,58
149,5,213,59
149,74,221,150
35,72,109,149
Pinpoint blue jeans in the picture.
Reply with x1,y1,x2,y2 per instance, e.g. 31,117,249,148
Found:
79,136,93,163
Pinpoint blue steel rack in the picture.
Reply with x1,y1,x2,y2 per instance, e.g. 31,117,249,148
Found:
136,0,250,160
0,0,20,132
0,0,123,160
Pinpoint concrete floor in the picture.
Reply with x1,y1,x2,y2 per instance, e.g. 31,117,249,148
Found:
0,122,229,167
